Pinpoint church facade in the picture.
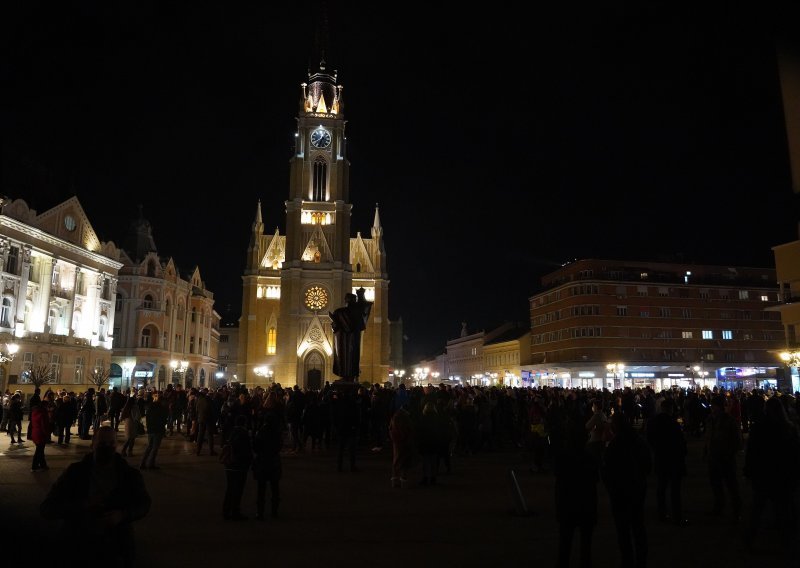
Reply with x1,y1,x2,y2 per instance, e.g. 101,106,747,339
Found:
237,59,390,389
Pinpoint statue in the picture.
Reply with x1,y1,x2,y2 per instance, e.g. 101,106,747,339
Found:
329,287,372,382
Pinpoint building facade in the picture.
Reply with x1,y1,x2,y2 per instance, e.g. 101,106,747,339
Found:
111,214,220,391
238,59,390,388
0,197,122,394
528,259,785,390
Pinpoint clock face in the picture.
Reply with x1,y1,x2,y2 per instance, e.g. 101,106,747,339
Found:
310,128,331,148
304,286,329,311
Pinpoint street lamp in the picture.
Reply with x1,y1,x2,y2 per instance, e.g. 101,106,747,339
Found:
607,362,625,390
0,340,19,392
170,359,188,387
390,369,406,387
253,366,274,384
779,351,800,392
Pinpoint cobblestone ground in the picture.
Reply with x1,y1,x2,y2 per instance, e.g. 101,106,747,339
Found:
2,423,797,567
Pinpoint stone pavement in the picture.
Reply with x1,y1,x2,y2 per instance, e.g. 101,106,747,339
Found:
1,423,796,568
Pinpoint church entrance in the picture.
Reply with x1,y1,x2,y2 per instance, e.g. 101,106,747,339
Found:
304,351,324,391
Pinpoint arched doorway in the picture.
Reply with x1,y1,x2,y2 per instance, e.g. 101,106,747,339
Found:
185,368,195,389
304,351,325,391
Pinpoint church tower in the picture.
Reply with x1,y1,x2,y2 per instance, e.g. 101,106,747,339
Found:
238,56,390,389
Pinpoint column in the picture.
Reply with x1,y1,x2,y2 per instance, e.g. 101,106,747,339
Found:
14,245,32,329
35,257,54,333
64,266,79,337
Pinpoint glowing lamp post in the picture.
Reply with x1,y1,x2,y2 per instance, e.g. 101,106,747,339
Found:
606,362,625,390
0,340,19,392
254,366,274,384
170,359,188,387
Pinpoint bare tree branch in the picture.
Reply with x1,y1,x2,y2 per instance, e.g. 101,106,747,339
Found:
88,367,111,389
27,363,55,388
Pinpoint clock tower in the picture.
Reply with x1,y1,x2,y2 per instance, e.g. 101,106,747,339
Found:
238,57,390,389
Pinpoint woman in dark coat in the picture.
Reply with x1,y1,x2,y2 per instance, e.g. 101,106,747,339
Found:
252,392,283,519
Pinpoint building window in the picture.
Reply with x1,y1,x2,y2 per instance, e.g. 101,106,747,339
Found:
658,287,669,297
191,308,196,323
658,308,671,318
722,330,733,340
681,308,691,319
98,317,107,341
640,272,648,280
0,298,11,327
702,330,713,339
760,295,769,302
143,295,153,309
220,334,229,343
682,331,693,339
616,306,628,316
637,286,648,296
719,290,730,300
115,296,123,311
6,246,19,274
267,327,276,355
141,328,151,348
640,311,649,318
738,290,749,300
50,354,61,383
190,336,195,354
48,308,58,331
74,356,84,383
312,157,327,201
699,289,710,299
615,285,626,298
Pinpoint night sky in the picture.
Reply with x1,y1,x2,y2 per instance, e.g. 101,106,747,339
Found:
3,2,800,364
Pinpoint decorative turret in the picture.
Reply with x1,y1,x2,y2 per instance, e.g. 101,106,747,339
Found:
371,203,383,240
123,204,158,263
300,59,343,117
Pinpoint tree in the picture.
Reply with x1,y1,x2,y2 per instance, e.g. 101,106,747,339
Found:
26,363,55,388
88,367,111,389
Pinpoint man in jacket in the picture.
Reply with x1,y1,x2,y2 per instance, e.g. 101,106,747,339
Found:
646,398,688,526
41,425,151,566
195,389,217,456
139,392,168,470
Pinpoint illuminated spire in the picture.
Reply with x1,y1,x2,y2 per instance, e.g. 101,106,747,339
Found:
252,199,263,233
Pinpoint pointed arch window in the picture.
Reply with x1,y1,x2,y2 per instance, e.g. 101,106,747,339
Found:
312,157,327,201
143,295,153,309
267,327,277,355
141,328,151,348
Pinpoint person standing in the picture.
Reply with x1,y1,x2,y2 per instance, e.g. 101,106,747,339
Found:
7,393,24,445
195,389,217,456
30,396,51,472
601,412,652,568
40,425,151,567
120,394,142,458
743,396,800,552
555,408,598,568
703,395,742,520
223,414,253,520
139,392,167,470
79,388,96,439
646,398,688,526
389,404,416,488
108,386,125,432
252,393,282,520
54,392,76,445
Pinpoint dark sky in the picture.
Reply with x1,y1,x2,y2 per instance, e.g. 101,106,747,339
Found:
3,2,800,364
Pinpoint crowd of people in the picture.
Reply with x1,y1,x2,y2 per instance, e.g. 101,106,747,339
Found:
3,380,799,567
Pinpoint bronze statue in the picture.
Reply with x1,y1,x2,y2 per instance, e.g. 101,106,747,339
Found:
329,287,372,382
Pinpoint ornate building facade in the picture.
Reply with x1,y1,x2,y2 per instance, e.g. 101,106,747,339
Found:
238,59,390,388
0,196,122,394
111,213,220,391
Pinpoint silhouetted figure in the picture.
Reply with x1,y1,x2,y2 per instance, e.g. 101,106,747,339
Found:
743,396,800,552
41,425,151,567
554,407,598,568
329,288,372,381
602,412,652,568
252,392,282,519
646,399,688,526
703,395,742,519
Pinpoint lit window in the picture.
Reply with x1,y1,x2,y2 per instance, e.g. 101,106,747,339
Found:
760,295,769,302
682,331,693,339
0,298,11,327
267,328,277,355
702,330,713,340
141,328,151,348
738,290,749,300
722,330,733,340
352,287,375,301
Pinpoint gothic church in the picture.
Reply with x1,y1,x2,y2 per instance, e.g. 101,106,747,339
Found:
237,58,390,388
